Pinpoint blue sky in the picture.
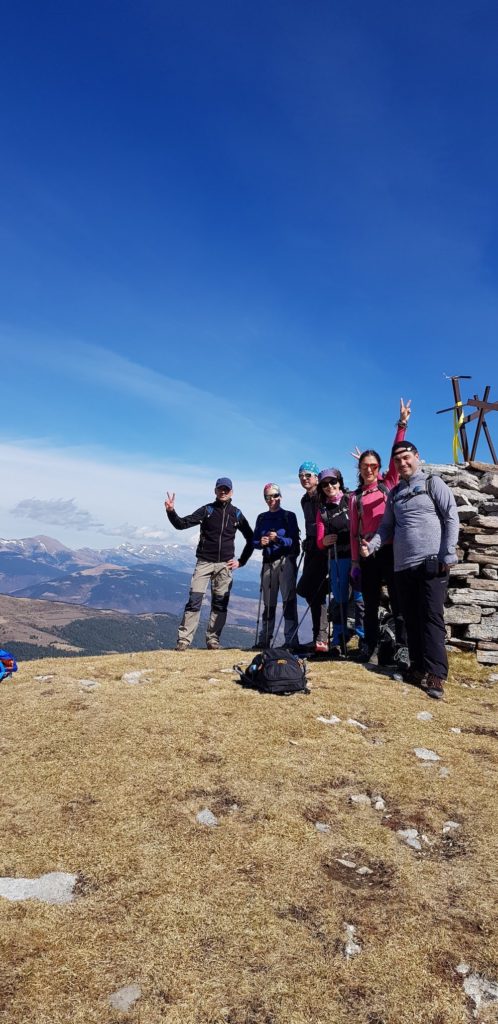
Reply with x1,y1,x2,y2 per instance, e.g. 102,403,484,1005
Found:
1,0,497,550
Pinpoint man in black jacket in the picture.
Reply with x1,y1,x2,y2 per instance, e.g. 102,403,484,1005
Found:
164,477,254,650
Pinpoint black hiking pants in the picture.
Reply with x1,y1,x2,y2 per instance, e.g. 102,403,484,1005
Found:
360,544,405,652
395,562,449,680
297,548,329,644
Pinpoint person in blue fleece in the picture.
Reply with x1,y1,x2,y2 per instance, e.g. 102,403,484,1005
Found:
253,483,300,649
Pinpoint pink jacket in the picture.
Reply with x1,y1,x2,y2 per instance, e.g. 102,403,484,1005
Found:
349,424,406,561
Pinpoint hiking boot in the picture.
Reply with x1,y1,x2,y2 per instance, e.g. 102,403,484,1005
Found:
251,642,266,651
422,673,445,700
314,640,329,654
175,641,189,652
206,641,220,651
355,641,374,663
393,665,425,685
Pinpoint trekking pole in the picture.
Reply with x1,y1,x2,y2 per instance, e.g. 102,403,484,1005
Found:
264,561,273,648
272,550,304,647
253,564,264,648
333,542,348,659
327,548,332,650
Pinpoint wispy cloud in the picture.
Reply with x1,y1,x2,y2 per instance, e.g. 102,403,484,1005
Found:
11,498,104,531
9,496,171,543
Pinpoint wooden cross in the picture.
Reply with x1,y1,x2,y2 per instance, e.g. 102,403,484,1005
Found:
436,377,498,465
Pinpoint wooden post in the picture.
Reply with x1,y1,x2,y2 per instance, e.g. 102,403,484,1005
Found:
451,377,469,462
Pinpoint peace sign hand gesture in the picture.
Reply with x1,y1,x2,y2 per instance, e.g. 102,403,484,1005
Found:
351,445,362,462
164,492,175,513
399,397,411,424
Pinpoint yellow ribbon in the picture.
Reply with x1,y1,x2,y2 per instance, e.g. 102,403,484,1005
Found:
452,400,464,463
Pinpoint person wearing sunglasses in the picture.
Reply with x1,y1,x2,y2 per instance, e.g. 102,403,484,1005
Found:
296,460,329,652
252,484,300,649
164,477,254,651
315,468,361,657
349,398,411,663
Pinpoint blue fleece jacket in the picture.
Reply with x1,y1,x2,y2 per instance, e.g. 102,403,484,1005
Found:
253,508,300,562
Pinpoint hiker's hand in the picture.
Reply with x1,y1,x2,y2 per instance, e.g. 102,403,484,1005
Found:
165,492,175,512
399,398,411,424
439,562,450,574
267,531,277,542
260,535,269,546
322,533,337,547
227,558,239,570
360,540,370,558
351,445,361,461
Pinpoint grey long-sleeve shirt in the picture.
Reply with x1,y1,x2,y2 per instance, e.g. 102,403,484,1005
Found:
367,469,459,572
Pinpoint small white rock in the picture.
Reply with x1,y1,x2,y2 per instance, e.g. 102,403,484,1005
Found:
317,715,341,725
108,984,142,1012
416,711,433,721
196,808,218,827
347,718,368,730
79,678,99,689
371,794,386,811
450,727,462,734
122,670,153,685
349,794,372,807
220,668,233,673
456,962,470,976
34,674,54,682
438,767,450,778
443,820,461,834
397,828,422,851
343,922,362,959
356,866,373,876
315,822,330,833
463,972,498,1011
336,858,357,869
414,747,440,761
207,677,220,684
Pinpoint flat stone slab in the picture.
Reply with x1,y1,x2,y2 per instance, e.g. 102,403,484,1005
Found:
0,872,78,904
317,715,341,725
414,747,440,762
449,589,498,605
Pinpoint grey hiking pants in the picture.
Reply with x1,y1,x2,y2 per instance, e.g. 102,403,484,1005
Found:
257,556,299,646
178,559,233,647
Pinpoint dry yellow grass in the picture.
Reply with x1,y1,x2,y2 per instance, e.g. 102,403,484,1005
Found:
0,648,497,1024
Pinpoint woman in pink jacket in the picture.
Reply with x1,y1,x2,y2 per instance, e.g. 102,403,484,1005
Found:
349,399,411,662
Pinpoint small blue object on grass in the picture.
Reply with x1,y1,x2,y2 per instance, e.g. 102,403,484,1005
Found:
0,650,18,682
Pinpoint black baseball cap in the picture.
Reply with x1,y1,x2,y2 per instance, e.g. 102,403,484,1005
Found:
391,441,418,458
215,477,233,490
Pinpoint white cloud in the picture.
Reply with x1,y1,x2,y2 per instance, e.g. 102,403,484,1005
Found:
11,497,104,531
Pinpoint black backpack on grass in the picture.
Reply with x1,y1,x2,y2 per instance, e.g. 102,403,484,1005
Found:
233,647,310,696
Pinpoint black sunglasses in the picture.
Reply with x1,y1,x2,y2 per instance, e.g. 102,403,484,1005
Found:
322,478,338,487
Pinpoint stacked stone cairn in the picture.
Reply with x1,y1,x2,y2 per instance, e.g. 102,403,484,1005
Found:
425,460,498,665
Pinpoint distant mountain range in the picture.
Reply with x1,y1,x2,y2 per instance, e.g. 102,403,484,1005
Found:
0,534,262,623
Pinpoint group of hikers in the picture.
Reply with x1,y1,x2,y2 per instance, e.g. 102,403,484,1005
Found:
164,399,460,701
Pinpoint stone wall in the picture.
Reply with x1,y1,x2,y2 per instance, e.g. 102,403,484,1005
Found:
425,460,498,665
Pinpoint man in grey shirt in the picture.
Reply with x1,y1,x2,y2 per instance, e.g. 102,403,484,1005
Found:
360,441,459,699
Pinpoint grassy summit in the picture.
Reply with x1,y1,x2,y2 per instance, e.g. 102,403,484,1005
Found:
0,650,497,1023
